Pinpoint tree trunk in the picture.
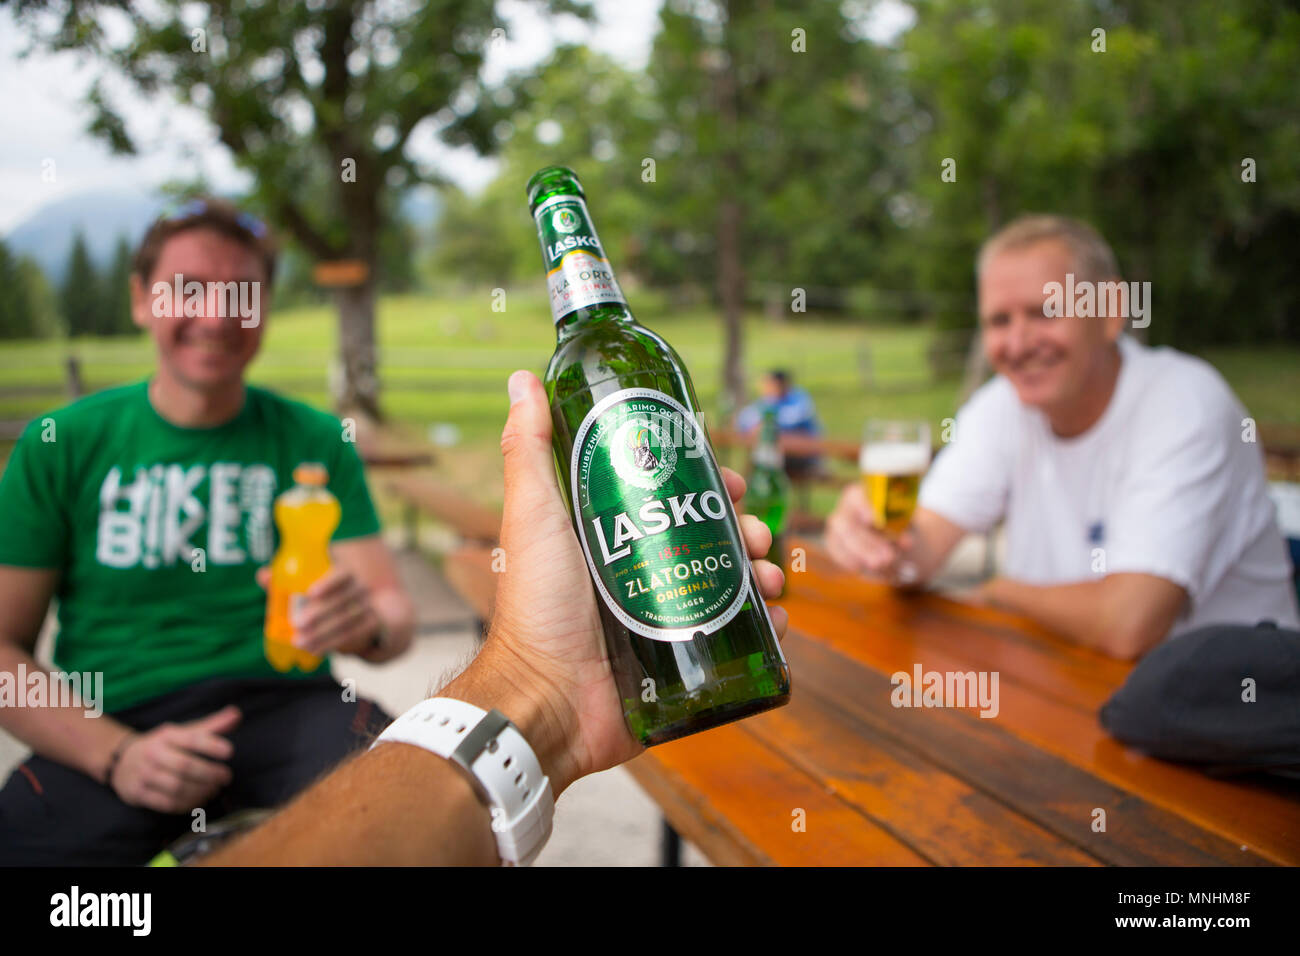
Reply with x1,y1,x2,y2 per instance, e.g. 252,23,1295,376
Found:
717,196,745,415
714,10,746,416
334,279,381,422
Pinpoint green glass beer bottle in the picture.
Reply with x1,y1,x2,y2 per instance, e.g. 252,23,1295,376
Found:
747,408,790,575
527,165,791,747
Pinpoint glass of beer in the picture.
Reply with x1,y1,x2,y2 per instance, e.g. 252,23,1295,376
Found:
859,419,931,537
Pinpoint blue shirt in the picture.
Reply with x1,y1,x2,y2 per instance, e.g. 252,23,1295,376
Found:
737,387,822,436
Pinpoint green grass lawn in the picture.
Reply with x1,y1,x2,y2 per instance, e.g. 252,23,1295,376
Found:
2,287,1297,513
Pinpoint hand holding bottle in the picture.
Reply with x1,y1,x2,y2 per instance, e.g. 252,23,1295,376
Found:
255,566,381,657
470,371,788,795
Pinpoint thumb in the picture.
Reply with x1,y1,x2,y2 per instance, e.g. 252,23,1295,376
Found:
192,705,242,735
500,370,561,521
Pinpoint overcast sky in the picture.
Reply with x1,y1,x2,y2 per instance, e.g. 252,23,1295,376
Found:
0,0,912,233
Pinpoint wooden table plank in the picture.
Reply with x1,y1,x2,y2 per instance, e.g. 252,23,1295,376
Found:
776,582,1300,863
625,719,929,866
623,537,1300,865
787,542,1129,713
781,629,1278,865
740,693,1100,865
385,472,503,543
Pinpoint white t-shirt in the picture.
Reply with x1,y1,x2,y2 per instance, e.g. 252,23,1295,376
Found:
919,336,1299,638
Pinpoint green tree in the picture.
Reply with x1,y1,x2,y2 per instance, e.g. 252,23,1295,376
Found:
106,234,136,335
16,0,589,418
17,258,62,339
429,45,659,289
61,233,103,338
644,0,905,409
0,240,41,340
900,0,1300,346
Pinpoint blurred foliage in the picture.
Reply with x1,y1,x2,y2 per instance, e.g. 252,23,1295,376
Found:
429,44,660,287
435,6,911,302
60,233,102,337
0,240,45,339
106,235,135,334
10,0,1300,353
57,232,135,337
13,0,591,415
437,0,1300,347
901,0,1300,344
644,1,906,294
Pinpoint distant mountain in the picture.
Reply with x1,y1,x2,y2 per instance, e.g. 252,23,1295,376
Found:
4,188,165,284
4,185,442,284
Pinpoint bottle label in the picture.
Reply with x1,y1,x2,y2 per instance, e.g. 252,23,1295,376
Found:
533,193,628,323
571,388,751,642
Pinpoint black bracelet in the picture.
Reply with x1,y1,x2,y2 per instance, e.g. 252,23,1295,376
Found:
104,734,135,788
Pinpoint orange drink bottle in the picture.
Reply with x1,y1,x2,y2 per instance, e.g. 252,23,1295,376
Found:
264,463,340,672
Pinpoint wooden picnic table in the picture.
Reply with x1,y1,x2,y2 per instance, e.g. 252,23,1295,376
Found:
710,426,861,465
356,432,436,470
625,537,1300,866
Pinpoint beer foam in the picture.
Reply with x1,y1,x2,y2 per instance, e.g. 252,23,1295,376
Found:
859,442,930,474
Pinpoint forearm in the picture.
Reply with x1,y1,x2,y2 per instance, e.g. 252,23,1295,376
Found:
980,578,1103,646
901,533,951,588
203,642,575,866
202,738,499,865
979,575,1175,659
0,644,135,782
900,509,966,586
360,586,416,662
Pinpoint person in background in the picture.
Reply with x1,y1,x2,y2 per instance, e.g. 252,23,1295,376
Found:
0,198,416,864
736,369,824,479
826,215,1298,659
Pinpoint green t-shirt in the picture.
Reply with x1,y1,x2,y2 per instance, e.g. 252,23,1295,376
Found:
0,381,381,713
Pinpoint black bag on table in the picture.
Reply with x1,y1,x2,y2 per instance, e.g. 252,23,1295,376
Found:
1099,621,1300,779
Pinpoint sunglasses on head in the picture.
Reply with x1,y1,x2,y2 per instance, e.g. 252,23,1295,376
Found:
161,198,269,239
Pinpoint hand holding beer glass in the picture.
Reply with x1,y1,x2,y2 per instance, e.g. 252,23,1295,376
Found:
841,419,931,583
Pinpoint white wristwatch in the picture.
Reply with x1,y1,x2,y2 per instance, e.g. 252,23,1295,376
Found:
371,697,555,866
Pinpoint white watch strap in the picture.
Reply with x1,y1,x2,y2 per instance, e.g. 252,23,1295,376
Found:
371,697,554,866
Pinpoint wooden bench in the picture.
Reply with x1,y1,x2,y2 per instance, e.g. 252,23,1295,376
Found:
354,421,436,470
384,472,502,547
381,472,503,636
710,425,860,467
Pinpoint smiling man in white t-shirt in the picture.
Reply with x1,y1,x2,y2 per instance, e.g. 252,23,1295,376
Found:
826,215,1298,659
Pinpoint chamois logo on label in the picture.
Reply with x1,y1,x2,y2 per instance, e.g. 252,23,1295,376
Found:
611,417,678,490
551,207,580,234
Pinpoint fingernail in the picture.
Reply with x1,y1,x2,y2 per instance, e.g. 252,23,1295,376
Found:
507,370,529,406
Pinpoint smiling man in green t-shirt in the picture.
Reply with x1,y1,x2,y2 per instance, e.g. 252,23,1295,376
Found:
0,199,415,864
